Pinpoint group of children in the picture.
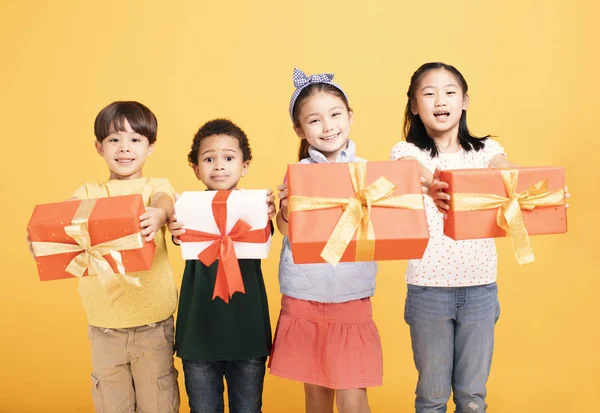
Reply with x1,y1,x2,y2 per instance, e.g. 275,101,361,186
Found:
31,62,552,413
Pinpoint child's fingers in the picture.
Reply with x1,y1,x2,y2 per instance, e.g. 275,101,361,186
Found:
168,220,185,231
566,203,570,209
172,236,181,245
141,226,155,236
266,193,275,205
140,218,153,228
265,188,273,196
277,183,288,191
277,189,288,199
145,231,155,242
171,228,186,236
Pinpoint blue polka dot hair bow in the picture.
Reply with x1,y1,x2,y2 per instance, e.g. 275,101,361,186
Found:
289,67,348,120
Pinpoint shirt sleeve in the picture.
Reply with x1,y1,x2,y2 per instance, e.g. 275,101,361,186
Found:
148,178,176,202
481,138,506,166
71,184,89,200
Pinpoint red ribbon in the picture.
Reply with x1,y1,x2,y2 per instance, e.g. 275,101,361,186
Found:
179,191,271,303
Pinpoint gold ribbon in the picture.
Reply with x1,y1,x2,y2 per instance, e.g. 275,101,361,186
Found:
450,169,565,265
31,199,145,302
289,162,425,266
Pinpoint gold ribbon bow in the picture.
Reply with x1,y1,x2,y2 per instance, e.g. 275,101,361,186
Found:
31,199,145,302
450,169,565,265
289,162,425,266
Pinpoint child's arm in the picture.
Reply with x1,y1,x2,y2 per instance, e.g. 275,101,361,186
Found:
276,183,289,236
140,192,174,242
489,154,519,168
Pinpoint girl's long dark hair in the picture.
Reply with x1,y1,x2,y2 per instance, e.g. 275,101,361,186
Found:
404,62,489,158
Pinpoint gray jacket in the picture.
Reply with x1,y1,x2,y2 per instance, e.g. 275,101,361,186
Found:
279,141,378,303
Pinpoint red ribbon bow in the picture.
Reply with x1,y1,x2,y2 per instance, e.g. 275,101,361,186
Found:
179,191,271,303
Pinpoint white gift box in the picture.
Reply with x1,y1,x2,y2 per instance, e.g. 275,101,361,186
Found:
174,190,272,260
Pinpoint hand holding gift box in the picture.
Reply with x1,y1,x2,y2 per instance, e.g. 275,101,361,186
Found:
287,160,430,265
174,190,272,303
27,194,155,302
440,167,567,264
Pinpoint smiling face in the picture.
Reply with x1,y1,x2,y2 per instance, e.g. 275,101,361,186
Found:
411,68,469,139
95,118,154,180
192,134,249,190
293,91,353,162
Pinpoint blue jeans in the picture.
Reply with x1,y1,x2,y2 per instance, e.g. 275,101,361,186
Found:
404,283,500,413
182,357,267,413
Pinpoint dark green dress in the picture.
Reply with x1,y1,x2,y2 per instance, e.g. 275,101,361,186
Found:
175,255,272,361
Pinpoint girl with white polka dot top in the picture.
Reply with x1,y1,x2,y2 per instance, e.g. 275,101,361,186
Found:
390,62,517,413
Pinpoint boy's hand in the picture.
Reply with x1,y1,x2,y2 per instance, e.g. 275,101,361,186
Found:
167,214,186,245
140,207,168,242
266,189,276,220
277,183,289,221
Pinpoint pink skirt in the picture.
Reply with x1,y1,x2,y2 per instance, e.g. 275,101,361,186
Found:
268,295,383,389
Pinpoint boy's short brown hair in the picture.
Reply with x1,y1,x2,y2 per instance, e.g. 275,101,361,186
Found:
94,101,158,143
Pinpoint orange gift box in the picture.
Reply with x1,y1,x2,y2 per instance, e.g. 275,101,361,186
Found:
27,194,155,282
288,160,429,265
441,167,567,264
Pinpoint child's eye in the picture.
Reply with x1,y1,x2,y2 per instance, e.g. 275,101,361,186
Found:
204,157,213,163
447,91,456,95
109,137,119,143
424,92,434,97
332,112,341,117
132,138,141,142
309,119,320,124
226,156,234,162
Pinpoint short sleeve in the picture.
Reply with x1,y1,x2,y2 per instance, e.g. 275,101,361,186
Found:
148,178,176,202
390,141,426,162
481,138,506,166
71,184,89,200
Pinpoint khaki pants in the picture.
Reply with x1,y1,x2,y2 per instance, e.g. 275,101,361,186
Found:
88,316,180,413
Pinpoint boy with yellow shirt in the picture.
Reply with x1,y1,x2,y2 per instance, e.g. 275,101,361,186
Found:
71,101,180,413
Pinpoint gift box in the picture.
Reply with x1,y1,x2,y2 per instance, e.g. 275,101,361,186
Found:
175,190,272,302
288,160,429,265
27,194,154,301
441,167,567,264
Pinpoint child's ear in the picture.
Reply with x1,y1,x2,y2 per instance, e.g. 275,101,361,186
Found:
147,142,155,156
348,110,354,125
95,140,104,156
462,93,470,111
293,124,305,139
192,164,202,180
410,100,419,115
241,160,250,177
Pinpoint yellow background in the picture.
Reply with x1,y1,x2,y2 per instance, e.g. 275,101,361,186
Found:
1,1,598,412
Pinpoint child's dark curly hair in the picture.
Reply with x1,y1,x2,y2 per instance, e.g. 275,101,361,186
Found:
188,118,252,166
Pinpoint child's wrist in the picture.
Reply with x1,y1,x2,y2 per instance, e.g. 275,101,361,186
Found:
281,206,289,223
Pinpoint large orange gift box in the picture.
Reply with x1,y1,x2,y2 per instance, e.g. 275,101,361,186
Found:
288,160,429,265
440,167,567,264
27,194,154,301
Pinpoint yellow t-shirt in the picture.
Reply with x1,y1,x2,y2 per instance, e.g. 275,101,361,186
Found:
72,177,178,328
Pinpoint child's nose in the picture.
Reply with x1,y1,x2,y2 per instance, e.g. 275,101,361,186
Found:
322,119,333,132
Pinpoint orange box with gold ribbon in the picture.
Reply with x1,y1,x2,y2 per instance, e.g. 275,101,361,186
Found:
27,194,154,297
288,160,429,265
441,167,567,264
